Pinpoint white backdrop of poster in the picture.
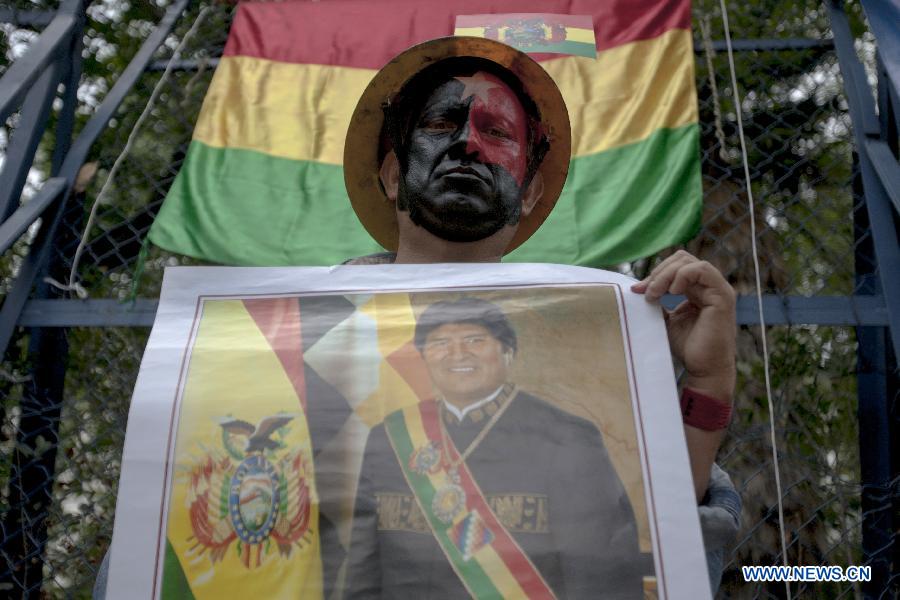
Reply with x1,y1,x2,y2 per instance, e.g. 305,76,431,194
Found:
107,264,710,600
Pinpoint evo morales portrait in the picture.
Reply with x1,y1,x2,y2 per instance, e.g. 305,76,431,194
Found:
345,293,647,599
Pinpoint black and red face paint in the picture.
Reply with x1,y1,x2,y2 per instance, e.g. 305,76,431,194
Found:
396,71,532,243
452,72,528,186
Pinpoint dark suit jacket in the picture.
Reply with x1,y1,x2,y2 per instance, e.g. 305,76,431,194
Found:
345,391,643,599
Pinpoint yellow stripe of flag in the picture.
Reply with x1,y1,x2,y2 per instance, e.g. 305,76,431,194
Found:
353,294,422,426
563,27,595,44
192,28,694,165
455,26,487,37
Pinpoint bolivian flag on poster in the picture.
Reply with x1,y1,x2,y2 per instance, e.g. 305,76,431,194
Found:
150,0,700,266
162,299,324,598
161,293,431,599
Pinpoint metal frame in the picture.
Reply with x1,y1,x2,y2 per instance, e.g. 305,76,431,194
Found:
0,0,192,595
828,1,900,595
0,3,85,593
0,0,897,595
0,0,192,359
11,295,891,328
827,4,900,351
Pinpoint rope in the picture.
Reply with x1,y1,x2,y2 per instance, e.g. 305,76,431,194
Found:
44,5,212,299
126,234,151,302
717,2,791,597
699,14,730,162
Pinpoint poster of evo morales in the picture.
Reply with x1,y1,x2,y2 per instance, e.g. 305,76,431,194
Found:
107,264,709,600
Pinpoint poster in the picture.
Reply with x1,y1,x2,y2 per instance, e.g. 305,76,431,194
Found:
108,264,709,599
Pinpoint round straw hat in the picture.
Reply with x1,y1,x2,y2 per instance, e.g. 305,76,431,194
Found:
343,36,571,253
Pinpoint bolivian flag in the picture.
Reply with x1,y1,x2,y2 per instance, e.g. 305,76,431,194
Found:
151,0,700,266
161,291,438,598
163,298,324,599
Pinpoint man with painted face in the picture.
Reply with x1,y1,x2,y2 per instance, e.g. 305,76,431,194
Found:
341,37,740,597
388,65,540,245
344,43,564,266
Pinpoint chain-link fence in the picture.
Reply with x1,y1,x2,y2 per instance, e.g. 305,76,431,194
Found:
1,0,898,597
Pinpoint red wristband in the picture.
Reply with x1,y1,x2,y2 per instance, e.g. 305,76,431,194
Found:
680,387,732,431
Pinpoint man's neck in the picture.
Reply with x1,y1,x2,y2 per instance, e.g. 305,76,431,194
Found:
442,386,505,419
395,243,502,264
394,219,512,264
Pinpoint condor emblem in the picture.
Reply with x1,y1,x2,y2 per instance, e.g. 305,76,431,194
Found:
185,414,313,568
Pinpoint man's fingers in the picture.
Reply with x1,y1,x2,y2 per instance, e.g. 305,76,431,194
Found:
631,251,734,308
635,250,693,286
669,261,713,295
640,252,695,300
670,261,736,309
631,253,683,292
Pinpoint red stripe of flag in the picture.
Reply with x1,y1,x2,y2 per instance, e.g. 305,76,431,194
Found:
224,0,690,68
418,401,556,599
419,399,444,443
243,298,308,410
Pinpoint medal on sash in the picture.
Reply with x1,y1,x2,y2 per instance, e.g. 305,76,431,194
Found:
410,442,470,525
432,478,467,524
409,440,469,524
385,391,557,599
420,389,514,526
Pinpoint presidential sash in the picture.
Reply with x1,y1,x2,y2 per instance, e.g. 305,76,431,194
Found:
384,398,557,599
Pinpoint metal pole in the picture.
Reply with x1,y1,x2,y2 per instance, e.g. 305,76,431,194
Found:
0,61,63,222
830,1,900,595
874,50,900,600
0,2,84,595
853,159,895,598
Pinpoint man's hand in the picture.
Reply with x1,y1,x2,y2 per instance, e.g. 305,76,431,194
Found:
630,250,736,402
630,250,737,500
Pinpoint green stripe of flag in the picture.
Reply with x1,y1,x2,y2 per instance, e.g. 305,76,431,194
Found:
162,538,197,599
383,412,502,598
151,123,699,267
526,40,596,58
507,123,701,265
150,144,383,266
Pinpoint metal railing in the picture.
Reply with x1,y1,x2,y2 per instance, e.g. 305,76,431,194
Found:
0,0,191,594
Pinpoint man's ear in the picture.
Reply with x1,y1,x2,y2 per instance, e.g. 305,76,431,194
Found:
520,171,544,218
379,151,400,203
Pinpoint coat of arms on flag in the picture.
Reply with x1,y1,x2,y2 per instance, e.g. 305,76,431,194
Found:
455,14,598,58
181,414,313,568
108,265,712,599
160,298,324,599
